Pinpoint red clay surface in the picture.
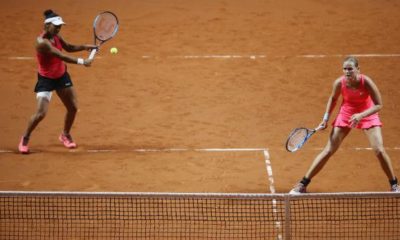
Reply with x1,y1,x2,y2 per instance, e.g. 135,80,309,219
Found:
0,0,399,193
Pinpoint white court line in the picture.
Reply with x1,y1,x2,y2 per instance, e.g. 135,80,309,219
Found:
169,55,267,59
86,148,267,153
7,57,34,60
263,150,275,194
0,150,13,153
263,149,282,240
195,147,266,152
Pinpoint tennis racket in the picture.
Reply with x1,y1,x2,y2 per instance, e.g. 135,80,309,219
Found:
88,11,119,60
285,125,323,152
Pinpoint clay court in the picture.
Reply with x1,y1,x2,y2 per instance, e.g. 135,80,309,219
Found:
1,0,400,195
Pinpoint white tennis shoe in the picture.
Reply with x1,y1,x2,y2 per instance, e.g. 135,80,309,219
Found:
289,183,307,194
391,184,400,192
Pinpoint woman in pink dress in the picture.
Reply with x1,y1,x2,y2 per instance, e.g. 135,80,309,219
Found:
290,56,399,193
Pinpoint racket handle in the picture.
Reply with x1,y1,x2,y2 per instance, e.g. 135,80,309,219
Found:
89,49,97,60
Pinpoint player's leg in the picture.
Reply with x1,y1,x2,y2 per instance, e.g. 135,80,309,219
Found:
19,94,51,153
56,86,78,148
305,127,351,179
364,126,399,191
290,127,351,193
56,86,77,134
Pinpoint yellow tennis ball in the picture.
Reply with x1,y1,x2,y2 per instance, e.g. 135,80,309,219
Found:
110,47,118,54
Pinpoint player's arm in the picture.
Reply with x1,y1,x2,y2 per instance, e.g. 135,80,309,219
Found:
57,34,97,53
318,78,341,129
36,37,92,66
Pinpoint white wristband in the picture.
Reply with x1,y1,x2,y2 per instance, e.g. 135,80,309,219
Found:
77,58,84,65
323,112,329,121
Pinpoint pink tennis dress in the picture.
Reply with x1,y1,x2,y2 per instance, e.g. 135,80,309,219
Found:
332,75,382,129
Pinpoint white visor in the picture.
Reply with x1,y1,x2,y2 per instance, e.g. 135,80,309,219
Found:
44,16,65,26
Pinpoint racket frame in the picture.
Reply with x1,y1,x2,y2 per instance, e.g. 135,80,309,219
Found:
89,11,119,59
285,126,323,152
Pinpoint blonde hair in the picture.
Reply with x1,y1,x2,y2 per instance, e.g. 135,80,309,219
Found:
343,56,359,67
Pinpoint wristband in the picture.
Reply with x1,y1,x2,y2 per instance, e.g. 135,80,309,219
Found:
323,112,329,121
77,58,84,65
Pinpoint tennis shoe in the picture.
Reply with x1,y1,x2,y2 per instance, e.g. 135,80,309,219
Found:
289,183,307,194
391,184,400,192
59,133,77,149
18,136,30,154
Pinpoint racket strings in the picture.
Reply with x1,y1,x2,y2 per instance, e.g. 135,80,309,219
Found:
94,12,118,41
287,129,308,151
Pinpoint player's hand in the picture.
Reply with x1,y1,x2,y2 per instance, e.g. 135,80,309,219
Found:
85,45,99,51
316,120,328,130
83,58,93,67
349,113,363,128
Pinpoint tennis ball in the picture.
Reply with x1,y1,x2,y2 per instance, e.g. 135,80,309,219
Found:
110,47,118,54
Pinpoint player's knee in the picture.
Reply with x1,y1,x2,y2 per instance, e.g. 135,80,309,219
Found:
67,105,78,114
372,146,385,156
35,111,47,121
325,149,334,157
323,145,338,156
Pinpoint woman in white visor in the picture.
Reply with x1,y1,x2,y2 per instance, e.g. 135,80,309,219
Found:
18,9,97,153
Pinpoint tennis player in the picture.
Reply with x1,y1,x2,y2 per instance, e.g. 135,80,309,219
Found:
290,56,399,193
18,9,97,153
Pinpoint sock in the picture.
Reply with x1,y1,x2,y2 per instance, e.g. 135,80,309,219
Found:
22,136,30,145
300,177,311,186
389,177,398,186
